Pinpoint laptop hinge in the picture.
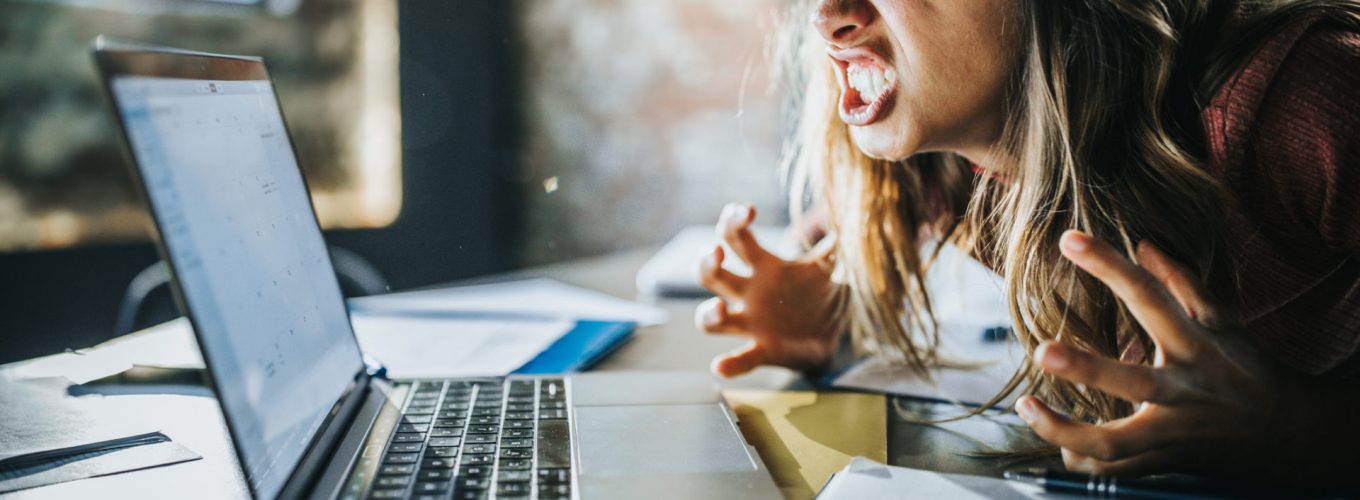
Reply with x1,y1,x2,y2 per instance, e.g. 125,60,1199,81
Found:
276,371,374,500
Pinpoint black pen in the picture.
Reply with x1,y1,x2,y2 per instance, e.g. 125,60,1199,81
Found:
1002,468,1282,499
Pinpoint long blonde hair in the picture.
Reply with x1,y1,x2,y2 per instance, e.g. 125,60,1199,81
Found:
784,0,1360,423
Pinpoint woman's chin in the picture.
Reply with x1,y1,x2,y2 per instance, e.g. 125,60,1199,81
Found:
849,126,914,162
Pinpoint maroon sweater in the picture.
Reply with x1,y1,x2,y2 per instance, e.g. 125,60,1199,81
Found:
1202,15,1360,379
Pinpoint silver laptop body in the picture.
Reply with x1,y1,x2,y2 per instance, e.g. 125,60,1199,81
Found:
92,37,780,500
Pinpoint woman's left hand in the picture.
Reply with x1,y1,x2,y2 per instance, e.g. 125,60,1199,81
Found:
1016,230,1288,478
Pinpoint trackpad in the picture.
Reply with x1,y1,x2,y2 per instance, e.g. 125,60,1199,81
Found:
575,404,756,476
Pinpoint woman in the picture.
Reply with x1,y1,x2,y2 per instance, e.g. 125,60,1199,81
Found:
697,0,1360,484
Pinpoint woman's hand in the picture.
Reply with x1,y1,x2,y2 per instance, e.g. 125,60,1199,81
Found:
1018,230,1359,484
695,203,846,378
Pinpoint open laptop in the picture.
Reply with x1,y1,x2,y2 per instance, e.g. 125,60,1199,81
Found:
91,38,780,500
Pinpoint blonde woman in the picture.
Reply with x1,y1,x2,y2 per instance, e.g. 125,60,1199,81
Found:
697,0,1360,484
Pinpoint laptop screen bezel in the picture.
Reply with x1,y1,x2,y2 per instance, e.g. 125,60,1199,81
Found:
90,36,370,499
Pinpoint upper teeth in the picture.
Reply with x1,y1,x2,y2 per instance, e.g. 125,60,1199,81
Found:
847,65,895,102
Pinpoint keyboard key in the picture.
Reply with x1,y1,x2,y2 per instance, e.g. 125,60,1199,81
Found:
423,447,457,458
537,468,570,484
383,453,419,464
401,414,433,424
421,458,457,469
387,443,422,453
462,444,496,454
472,408,501,417
463,434,496,444
537,421,571,468
427,437,462,447
500,438,533,449
539,483,571,496
434,418,467,428
454,490,488,500
413,481,451,494
498,470,531,482
500,448,531,459
441,402,471,411
504,428,533,439
456,477,489,490
430,427,464,437
505,412,534,420
499,459,532,470
459,465,491,477
467,425,499,434
379,464,416,475
505,420,534,429
391,433,425,443
368,488,405,499
397,424,429,433
417,469,453,480
507,396,535,404
539,401,566,410
374,475,410,488
497,482,530,495
506,403,533,412
538,409,567,420
460,454,494,466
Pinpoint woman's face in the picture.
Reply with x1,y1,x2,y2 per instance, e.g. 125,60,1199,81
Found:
814,0,1019,163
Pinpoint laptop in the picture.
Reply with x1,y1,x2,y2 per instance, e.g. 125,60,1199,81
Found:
91,37,780,500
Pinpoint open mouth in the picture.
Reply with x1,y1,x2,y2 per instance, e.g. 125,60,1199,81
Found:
831,52,897,127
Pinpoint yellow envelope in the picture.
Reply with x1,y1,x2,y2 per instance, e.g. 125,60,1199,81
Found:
723,390,887,500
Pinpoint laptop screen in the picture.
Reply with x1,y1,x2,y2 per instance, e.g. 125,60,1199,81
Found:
105,58,364,498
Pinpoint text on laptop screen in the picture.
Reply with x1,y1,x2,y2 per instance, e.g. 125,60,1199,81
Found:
110,75,364,498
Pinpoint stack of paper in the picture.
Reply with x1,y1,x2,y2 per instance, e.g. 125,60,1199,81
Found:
349,278,668,326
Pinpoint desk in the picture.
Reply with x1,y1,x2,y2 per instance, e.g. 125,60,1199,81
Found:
1,248,1054,499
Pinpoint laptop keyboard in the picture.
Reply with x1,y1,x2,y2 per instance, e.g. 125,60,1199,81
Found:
341,378,573,500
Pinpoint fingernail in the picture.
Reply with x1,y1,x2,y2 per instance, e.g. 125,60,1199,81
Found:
705,303,723,325
1016,398,1036,423
1061,231,1089,253
701,248,717,270
709,357,729,378
1038,343,1069,370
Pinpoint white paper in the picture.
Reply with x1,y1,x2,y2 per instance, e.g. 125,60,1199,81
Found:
349,278,668,326
831,243,1028,407
350,313,573,379
2,318,204,385
818,457,1065,499
635,225,800,296
4,309,575,384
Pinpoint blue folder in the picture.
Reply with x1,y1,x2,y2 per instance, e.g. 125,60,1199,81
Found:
512,320,635,374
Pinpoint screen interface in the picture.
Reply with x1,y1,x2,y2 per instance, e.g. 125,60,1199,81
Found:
110,74,364,498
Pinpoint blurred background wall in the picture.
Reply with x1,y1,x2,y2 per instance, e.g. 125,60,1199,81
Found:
512,0,787,265
0,0,791,363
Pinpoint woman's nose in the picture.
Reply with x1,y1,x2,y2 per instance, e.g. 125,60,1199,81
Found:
812,0,876,47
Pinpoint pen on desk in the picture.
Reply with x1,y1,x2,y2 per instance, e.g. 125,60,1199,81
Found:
1002,468,1274,499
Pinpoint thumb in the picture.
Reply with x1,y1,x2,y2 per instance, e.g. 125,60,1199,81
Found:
711,343,766,378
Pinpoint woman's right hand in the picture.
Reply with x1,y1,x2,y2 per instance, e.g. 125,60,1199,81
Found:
695,203,846,378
